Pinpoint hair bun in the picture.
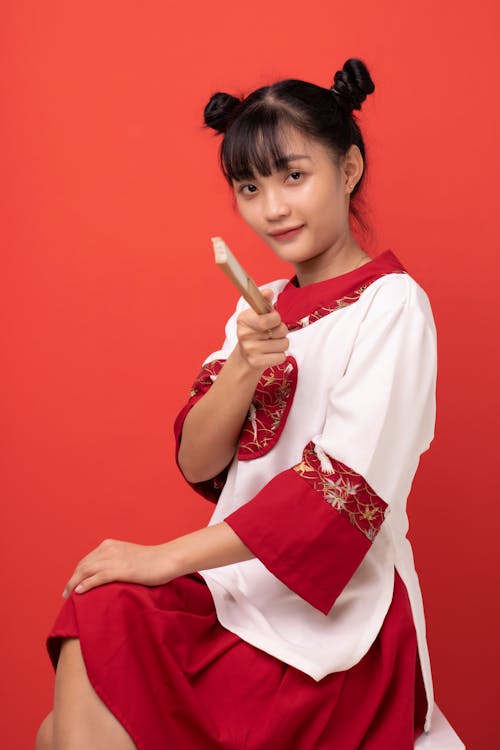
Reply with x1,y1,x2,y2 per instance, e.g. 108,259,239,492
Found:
330,58,375,113
203,92,241,133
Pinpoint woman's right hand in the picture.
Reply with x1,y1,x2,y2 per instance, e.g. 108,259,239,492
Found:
235,288,289,372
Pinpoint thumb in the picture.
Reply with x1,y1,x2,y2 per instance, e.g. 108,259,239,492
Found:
260,287,275,303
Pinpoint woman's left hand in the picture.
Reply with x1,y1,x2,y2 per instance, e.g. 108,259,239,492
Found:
62,538,177,598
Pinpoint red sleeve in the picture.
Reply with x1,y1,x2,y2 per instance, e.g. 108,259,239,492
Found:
173,359,230,503
224,441,388,614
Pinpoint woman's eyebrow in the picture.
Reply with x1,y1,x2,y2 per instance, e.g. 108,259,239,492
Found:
280,154,311,163
274,154,312,169
231,155,312,184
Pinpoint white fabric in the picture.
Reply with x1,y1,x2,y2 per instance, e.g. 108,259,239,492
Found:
197,272,437,732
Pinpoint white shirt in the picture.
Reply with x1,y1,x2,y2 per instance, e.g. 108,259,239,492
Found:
190,264,437,732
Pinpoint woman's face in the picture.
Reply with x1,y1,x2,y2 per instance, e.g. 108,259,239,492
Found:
233,128,363,276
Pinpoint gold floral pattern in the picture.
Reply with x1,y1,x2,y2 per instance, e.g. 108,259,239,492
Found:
293,442,387,541
285,271,406,331
186,358,228,500
238,356,298,460
189,358,225,400
288,285,369,331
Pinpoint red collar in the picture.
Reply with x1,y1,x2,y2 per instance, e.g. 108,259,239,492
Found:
275,250,407,330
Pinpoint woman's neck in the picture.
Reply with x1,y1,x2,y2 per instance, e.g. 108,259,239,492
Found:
293,241,372,287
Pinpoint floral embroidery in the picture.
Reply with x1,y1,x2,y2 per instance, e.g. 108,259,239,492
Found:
293,442,387,541
286,285,369,331
189,359,225,400
185,358,228,501
284,271,407,331
238,356,298,460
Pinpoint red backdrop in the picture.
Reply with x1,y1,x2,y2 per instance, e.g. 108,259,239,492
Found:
2,2,498,747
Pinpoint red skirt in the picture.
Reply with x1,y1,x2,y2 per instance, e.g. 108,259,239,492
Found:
47,570,427,750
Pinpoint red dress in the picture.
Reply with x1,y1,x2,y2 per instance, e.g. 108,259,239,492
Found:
47,571,426,749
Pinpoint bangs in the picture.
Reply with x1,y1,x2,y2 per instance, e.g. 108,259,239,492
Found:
220,106,302,183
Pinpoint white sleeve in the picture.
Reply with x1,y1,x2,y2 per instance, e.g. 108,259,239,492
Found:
313,275,437,507
201,295,248,365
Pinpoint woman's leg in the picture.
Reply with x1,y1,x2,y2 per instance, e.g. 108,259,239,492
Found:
35,712,53,750
51,638,136,750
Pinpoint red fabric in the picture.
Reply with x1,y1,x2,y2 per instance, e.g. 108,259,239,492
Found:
237,356,298,460
47,570,426,750
173,362,229,503
225,468,372,614
292,441,388,541
275,249,406,329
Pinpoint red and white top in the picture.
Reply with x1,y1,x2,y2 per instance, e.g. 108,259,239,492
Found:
174,250,437,731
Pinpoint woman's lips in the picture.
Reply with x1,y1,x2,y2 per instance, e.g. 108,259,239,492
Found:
268,225,304,241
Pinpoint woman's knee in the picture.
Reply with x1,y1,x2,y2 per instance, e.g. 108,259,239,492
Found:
35,712,53,750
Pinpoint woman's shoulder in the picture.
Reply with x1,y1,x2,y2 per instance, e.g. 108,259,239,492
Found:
360,271,435,326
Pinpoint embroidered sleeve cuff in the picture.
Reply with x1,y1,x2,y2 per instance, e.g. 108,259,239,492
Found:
224,442,388,614
173,359,228,503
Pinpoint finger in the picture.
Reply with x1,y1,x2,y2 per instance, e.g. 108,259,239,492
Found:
63,558,99,598
72,571,109,595
243,341,289,369
258,338,289,353
258,309,282,330
260,288,275,302
243,332,289,350
264,323,289,340
63,569,82,598
237,316,278,339
63,574,85,599
247,352,288,369
238,309,282,333
239,334,289,360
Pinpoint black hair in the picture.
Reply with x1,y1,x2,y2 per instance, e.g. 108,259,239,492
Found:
203,58,375,233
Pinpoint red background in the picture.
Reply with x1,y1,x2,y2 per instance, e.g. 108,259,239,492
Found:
2,2,498,748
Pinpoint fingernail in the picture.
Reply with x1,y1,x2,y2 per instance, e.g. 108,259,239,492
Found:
75,584,83,593
62,590,67,599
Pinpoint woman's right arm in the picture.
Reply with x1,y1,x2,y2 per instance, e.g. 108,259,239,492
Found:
178,289,289,483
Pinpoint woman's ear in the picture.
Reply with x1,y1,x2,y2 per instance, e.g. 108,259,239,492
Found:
342,144,364,193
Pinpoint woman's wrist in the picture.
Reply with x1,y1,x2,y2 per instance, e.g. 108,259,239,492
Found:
159,522,255,580
226,344,265,382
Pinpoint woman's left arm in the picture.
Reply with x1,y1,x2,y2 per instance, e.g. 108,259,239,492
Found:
62,522,255,598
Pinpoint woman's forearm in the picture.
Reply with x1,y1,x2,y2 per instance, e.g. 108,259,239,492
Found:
62,523,256,597
178,346,262,482
164,521,256,577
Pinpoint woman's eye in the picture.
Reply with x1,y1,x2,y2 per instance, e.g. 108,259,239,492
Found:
287,171,303,182
240,184,258,195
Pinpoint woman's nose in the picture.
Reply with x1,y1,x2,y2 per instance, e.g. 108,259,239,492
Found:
262,188,291,221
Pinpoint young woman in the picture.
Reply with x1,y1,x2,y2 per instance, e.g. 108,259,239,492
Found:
37,58,436,750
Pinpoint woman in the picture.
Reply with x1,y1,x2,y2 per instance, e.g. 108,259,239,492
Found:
37,57,436,749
